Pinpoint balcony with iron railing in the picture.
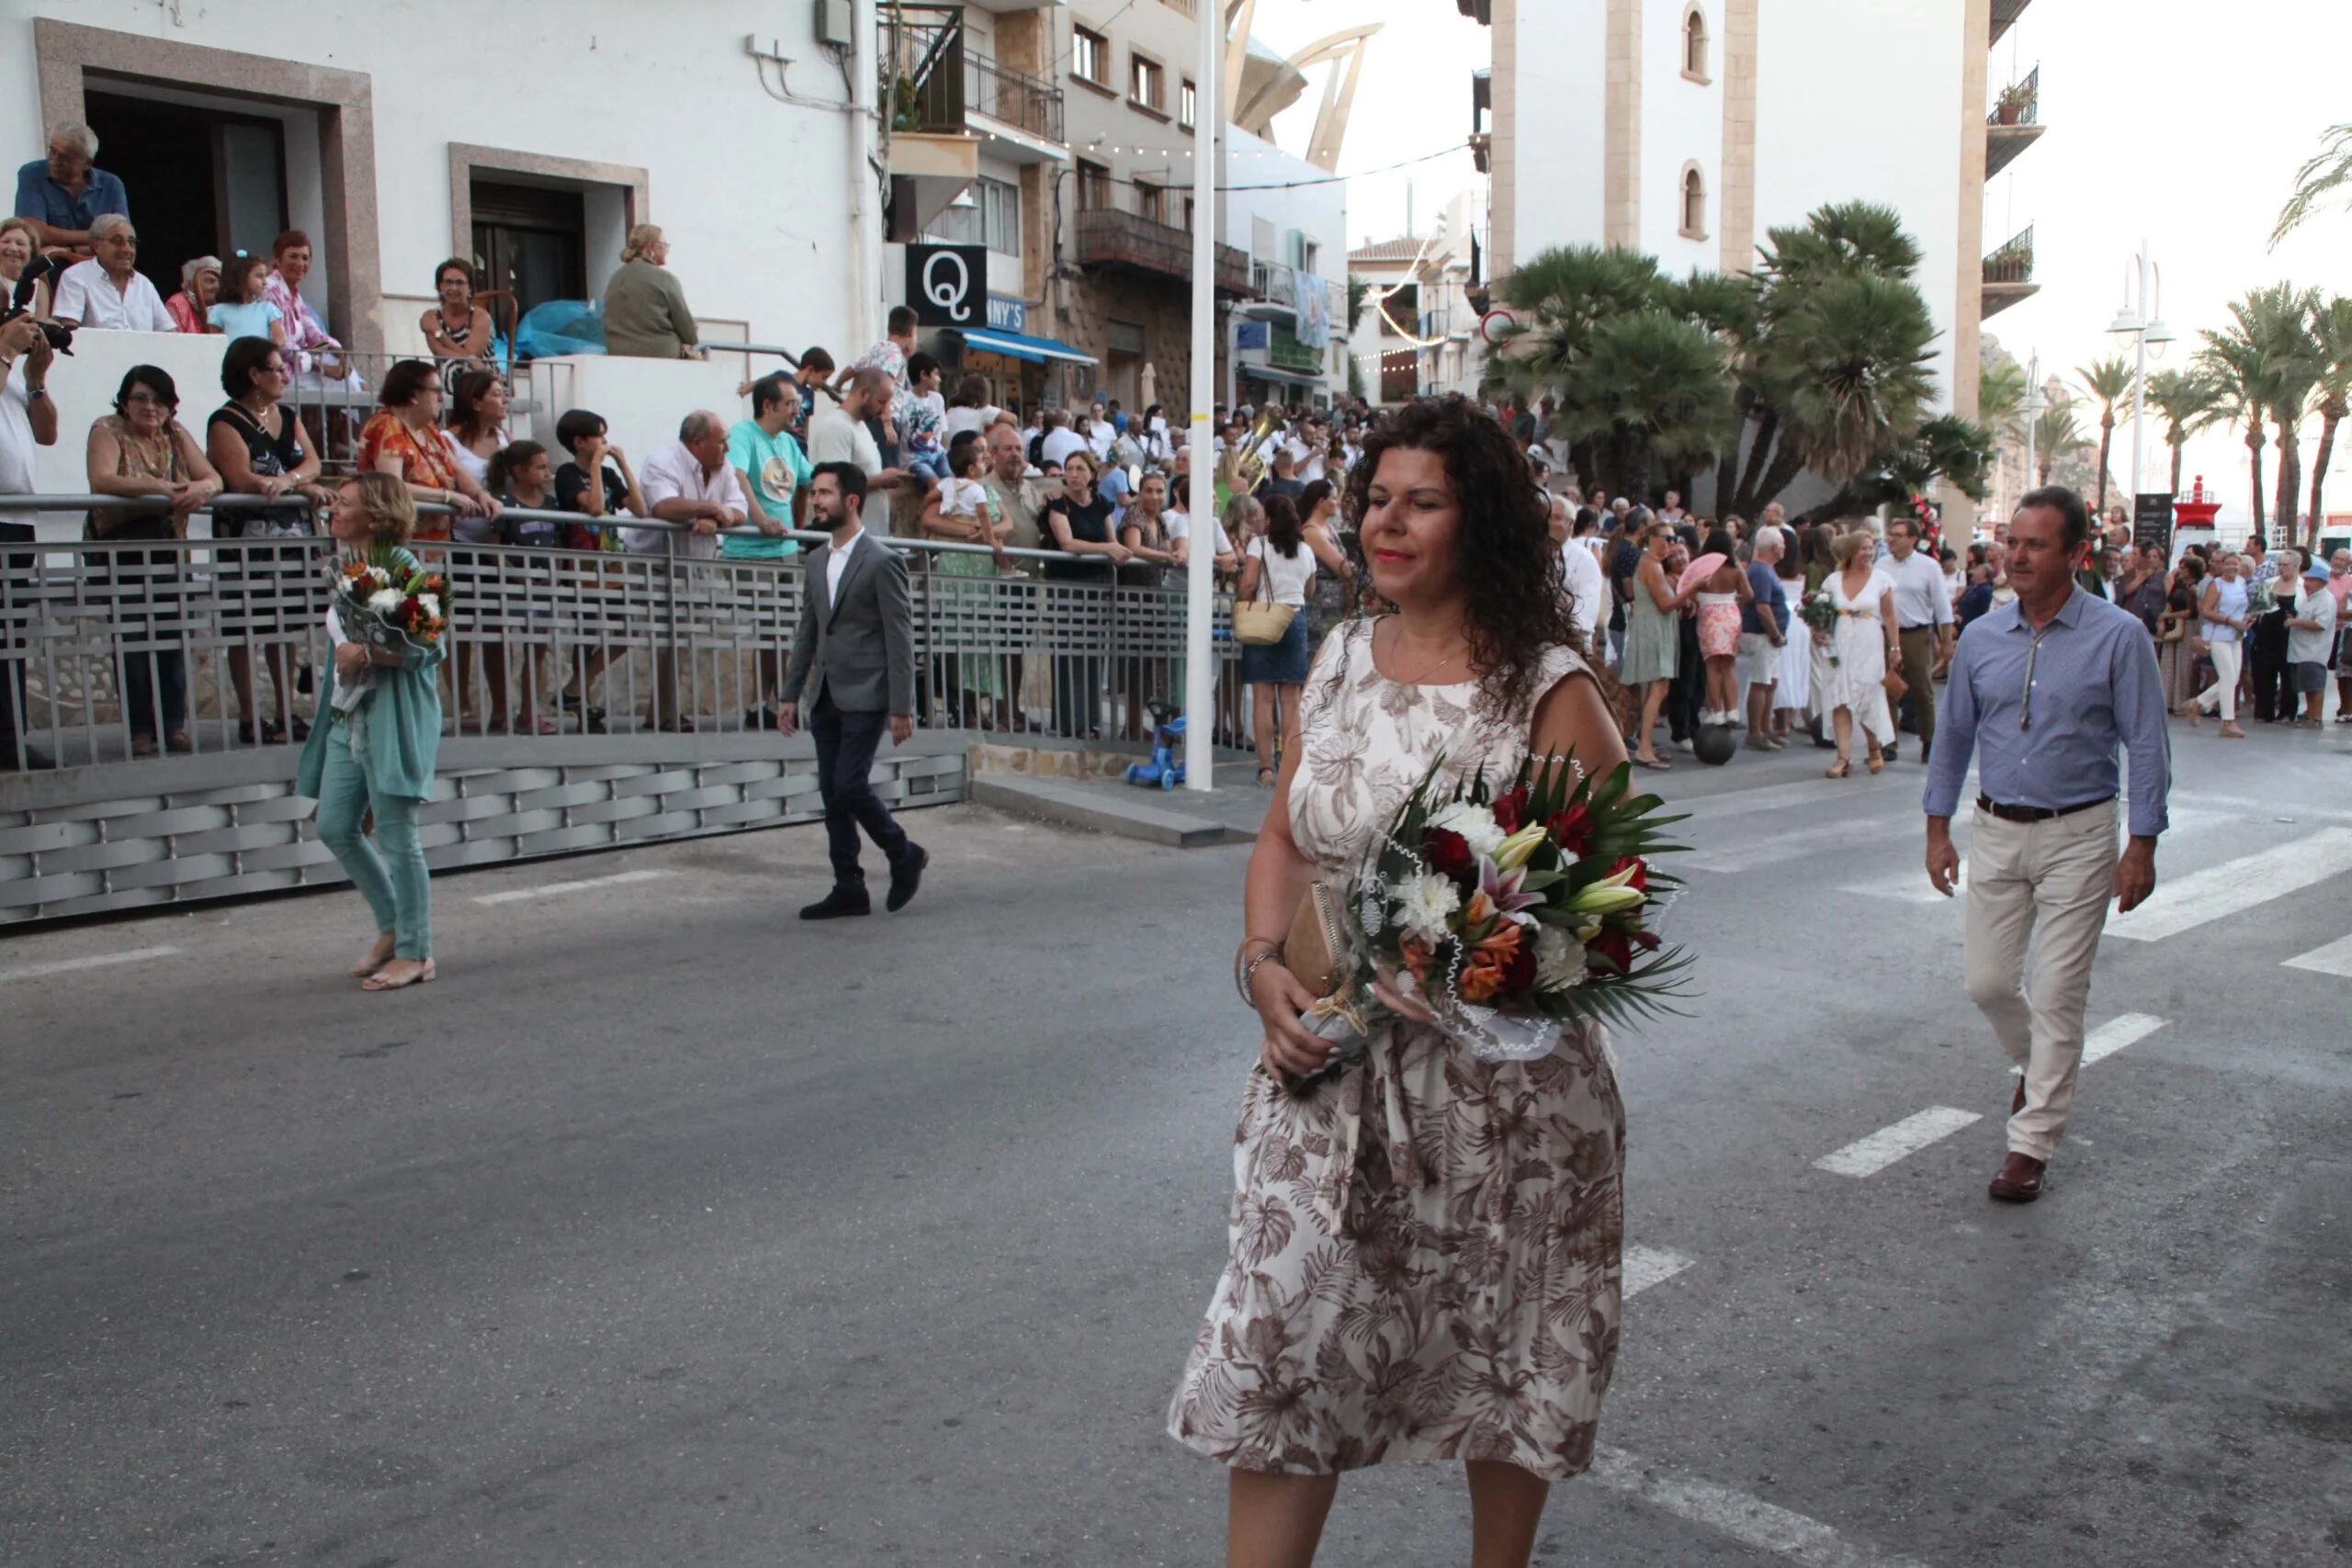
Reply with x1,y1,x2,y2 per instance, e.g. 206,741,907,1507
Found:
965,48,1064,146
1985,65,2044,178
1982,224,2039,318
1074,193,1250,295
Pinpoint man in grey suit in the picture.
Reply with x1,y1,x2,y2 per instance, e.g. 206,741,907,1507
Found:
779,462,926,919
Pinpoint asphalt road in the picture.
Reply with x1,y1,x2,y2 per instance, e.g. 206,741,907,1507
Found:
4,715,2349,1567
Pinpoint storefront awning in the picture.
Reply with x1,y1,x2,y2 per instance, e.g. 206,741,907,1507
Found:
950,328,1098,366
1238,362,1327,389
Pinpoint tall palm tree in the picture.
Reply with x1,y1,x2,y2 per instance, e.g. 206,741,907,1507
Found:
2302,294,2352,549
1978,356,2028,442
2030,405,2089,487
2075,356,2136,515
2240,284,2322,536
2197,306,2285,538
2271,123,2352,248
1495,243,1675,490
2141,367,2226,498
1553,309,1736,498
1772,271,1939,484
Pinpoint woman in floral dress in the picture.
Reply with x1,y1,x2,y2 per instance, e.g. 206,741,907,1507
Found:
1170,396,1632,1567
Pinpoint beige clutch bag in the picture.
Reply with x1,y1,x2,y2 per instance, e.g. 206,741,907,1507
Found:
1284,879,1346,998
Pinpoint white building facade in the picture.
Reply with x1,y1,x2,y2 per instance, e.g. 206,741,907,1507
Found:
1224,127,1347,410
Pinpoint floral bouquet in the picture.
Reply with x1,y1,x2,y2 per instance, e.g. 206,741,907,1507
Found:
2244,577,2277,620
1287,753,1690,1094
1799,591,1843,664
327,548,450,712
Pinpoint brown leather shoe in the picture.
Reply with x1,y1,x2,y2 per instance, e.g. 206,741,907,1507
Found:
1988,1151,2046,1202
2011,1076,2027,1117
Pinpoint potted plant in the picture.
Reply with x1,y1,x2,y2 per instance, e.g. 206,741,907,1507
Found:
1995,82,2032,126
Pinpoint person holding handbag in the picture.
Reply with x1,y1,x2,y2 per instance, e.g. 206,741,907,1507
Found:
1237,493,1348,785
1170,396,1632,1568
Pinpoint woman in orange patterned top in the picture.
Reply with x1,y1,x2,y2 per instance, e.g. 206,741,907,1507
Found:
355,359,500,542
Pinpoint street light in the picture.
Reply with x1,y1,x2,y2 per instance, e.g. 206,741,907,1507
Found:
2022,353,2046,502
2108,243,2166,516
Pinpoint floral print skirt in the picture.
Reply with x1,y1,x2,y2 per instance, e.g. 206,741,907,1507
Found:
1167,1021,1624,1481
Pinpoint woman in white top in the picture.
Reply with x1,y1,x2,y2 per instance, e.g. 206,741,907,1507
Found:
2192,550,2251,737
1814,528,1901,778
1238,492,1350,784
1771,542,1811,739
442,367,511,732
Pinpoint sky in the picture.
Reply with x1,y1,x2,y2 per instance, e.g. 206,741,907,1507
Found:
1239,0,2352,536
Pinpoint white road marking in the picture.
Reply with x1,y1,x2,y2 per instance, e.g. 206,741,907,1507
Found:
1813,1107,1984,1179
473,868,676,905
1675,773,1925,824
1623,1245,1694,1298
1586,1445,1932,1568
0,944,183,986
2173,789,2352,826
2284,932,2352,978
2106,828,2352,942
1839,859,1966,904
2081,1012,2167,1066
1685,816,1913,874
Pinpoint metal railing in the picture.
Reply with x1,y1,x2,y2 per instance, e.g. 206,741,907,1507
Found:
1074,209,1253,294
884,2,967,135
967,50,1065,143
1251,260,1298,309
0,495,1254,774
1984,226,2036,286
273,348,537,477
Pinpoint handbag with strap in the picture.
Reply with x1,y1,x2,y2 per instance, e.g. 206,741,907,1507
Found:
1283,877,1346,998
1232,543,1299,646
1882,667,1909,705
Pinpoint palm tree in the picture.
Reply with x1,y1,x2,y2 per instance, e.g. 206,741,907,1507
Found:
1495,243,1676,489
2075,356,2135,515
2030,405,2089,487
1978,356,2028,442
1772,271,1939,484
1551,310,1736,497
2240,284,2322,536
2141,368,2226,498
2197,305,2285,538
2271,123,2352,248
2304,294,2352,549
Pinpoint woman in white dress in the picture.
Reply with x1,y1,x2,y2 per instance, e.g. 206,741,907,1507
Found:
1815,528,1901,777
1771,537,1811,739
1172,397,1632,1568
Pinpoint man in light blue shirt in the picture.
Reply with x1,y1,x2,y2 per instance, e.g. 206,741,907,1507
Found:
1922,485,2170,1205
14,122,129,254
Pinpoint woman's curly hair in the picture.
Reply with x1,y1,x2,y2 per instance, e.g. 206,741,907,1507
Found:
1340,395,1577,717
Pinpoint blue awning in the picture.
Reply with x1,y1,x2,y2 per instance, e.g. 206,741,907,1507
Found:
949,327,1098,366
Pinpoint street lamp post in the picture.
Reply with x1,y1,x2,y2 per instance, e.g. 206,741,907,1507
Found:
2022,353,2046,506
1182,0,1220,791
2107,242,2176,527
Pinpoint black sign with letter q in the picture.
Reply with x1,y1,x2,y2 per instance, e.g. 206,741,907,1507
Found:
906,243,989,329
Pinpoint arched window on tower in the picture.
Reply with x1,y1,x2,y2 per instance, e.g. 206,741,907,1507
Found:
1682,6,1710,82
1679,164,1708,240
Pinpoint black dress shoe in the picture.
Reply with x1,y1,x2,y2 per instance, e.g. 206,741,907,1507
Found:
1988,1151,2046,1202
886,843,928,912
799,886,872,920
1883,743,1901,761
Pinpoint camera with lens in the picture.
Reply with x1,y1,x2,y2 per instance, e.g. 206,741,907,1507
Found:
1,254,75,355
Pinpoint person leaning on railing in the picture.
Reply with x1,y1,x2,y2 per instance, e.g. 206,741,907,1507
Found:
632,411,748,732
300,472,442,993
356,358,500,544
550,408,647,734
86,364,220,757
207,335,334,746
421,256,497,365
0,308,59,771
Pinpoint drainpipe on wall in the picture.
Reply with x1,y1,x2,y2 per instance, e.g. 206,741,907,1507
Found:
849,0,883,351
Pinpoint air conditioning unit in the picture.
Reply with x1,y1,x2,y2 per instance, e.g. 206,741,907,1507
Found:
815,0,854,50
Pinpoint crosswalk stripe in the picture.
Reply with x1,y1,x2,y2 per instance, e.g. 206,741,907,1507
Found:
2105,827,2352,942
1684,816,1914,874
1675,772,1920,824
1813,1107,1983,1179
1623,1245,1694,1298
2283,932,2352,978
2081,1012,2167,1065
0,944,182,986
473,868,675,906
1585,1445,1933,1568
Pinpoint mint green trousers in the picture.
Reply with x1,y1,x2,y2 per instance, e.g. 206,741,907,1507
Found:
315,738,432,960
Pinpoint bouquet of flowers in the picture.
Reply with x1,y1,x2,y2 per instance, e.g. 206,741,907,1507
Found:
327,548,451,712
2244,577,2277,619
1799,591,1843,663
1289,753,1690,1093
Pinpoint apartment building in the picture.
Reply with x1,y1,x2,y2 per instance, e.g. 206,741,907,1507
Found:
1349,188,1489,407
1469,0,2046,464
1226,127,1347,410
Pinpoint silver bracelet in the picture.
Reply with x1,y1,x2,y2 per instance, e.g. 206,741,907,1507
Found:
1236,942,1284,1007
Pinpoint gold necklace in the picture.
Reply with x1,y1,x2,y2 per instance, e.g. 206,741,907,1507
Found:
1384,621,1465,683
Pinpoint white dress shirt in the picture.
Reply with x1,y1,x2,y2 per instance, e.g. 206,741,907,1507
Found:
52,259,176,332
1883,547,1955,629
826,525,865,603
630,439,749,558
1559,536,1606,643
1040,426,1088,468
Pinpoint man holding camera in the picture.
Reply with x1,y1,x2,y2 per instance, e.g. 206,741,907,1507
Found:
0,310,58,768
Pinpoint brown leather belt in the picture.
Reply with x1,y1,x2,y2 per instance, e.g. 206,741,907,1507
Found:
1976,794,2112,824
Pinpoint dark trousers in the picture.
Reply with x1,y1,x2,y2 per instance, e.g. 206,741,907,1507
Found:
1,523,30,766
2249,620,2291,721
1897,626,1939,747
1666,616,1703,740
810,691,910,890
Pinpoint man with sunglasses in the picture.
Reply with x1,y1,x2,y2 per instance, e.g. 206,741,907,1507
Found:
51,214,174,332
1922,485,2171,1204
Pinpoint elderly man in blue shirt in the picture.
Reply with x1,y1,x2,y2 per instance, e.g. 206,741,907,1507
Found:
12,122,129,257
1922,484,2171,1204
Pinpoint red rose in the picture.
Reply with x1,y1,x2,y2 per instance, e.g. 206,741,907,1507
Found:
1632,928,1662,952
1611,855,1648,894
1492,784,1530,836
1499,939,1537,996
1547,804,1595,855
1588,926,1634,974
1422,827,1476,883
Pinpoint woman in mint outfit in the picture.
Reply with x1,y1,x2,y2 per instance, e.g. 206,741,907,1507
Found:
297,471,444,990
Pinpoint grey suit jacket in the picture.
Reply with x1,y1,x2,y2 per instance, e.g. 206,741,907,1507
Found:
781,533,917,715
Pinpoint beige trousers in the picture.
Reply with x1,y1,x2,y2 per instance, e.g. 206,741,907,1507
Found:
1963,801,2120,1161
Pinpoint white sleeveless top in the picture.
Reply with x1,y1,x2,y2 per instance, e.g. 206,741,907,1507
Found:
1289,619,1592,875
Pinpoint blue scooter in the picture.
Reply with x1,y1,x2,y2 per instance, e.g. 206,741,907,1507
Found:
1125,706,1187,791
